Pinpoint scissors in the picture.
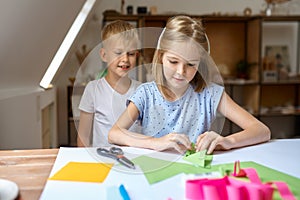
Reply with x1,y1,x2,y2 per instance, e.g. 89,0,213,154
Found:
96,147,135,169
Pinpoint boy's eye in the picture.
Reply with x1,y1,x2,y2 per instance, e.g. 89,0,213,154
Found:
127,51,136,56
114,51,123,55
114,51,136,56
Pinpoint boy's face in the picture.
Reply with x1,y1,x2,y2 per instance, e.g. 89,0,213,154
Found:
101,38,138,77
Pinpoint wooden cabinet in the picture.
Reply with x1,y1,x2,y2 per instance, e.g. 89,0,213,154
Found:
260,17,300,138
67,85,85,146
67,86,77,146
103,13,300,138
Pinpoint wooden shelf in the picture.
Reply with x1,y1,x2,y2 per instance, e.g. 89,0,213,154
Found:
261,80,300,85
224,79,259,85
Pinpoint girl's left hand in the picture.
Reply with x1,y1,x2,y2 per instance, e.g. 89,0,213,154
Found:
195,131,232,154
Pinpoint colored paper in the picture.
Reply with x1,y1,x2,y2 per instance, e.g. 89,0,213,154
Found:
184,143,196,156
183,149,213,168
132,156,208,184
49,162,113,183
132,155,300,200
237,162,300,200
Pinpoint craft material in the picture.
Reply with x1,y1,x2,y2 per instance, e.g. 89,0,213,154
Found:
97,147,135,169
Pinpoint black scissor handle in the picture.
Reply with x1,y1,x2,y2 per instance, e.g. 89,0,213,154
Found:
96,147,135,169
110,147,123,155
97,148,117,159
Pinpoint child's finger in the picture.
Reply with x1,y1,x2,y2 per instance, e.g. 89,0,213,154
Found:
176,134,191,148
207,139,218,154
172,143,186,154
196,132,213,152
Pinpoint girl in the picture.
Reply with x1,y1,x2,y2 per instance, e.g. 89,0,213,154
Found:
108,16,271,154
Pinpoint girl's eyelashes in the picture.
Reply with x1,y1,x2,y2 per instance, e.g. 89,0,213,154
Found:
168,60,178,64
168,59,197,68
187,63,196,67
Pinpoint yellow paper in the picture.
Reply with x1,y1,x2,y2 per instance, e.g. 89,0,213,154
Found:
49,162,113,183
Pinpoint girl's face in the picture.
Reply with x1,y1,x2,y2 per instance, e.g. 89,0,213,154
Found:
162,47,200,91
101,39,138,78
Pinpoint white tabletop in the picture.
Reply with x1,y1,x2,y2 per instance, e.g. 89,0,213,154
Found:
40,139,300,200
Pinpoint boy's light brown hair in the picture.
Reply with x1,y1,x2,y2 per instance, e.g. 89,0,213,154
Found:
101,20,139,49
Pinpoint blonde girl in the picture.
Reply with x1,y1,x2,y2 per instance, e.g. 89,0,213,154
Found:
109,16,270,154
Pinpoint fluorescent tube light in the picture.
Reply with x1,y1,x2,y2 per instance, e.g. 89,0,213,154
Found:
39,0,96,89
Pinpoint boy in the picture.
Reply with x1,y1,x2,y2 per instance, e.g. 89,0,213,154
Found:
77,20,141,147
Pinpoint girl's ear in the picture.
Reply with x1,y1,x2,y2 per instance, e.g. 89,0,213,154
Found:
100,48,107,62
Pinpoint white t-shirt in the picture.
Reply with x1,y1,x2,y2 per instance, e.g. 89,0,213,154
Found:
79,77,141,147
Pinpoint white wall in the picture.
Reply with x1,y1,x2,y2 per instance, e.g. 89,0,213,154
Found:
92,0,300,17
0,88,57,150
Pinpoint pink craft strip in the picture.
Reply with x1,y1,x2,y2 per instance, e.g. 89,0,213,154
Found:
270,181,296,200
243,168,262,184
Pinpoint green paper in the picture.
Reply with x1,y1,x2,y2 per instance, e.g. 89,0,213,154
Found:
184,143,196,156
132,156,300,200
132,155,208,184
183,149,213,168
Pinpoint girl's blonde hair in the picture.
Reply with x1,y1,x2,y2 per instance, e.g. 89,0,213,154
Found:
152,15,209,97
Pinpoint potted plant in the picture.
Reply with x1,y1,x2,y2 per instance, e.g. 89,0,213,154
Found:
236,60,256,79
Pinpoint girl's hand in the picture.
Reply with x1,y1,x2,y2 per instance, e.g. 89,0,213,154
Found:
151,133,191,154
196,131,232,154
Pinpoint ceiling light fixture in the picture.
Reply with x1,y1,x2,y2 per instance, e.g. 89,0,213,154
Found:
39,0,96,89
